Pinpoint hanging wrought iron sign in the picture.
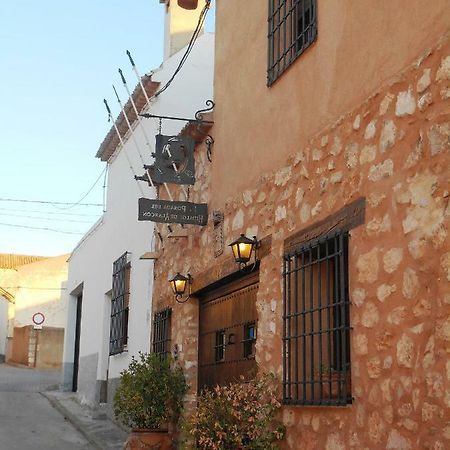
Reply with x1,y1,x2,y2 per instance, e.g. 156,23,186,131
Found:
153,134,195,185
138,198,208,226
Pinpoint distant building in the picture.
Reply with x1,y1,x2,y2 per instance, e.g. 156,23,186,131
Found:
0,253,68,367
61,0,214,412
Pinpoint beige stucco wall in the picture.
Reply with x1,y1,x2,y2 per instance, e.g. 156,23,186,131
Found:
212,0,450,205
12,255,69,329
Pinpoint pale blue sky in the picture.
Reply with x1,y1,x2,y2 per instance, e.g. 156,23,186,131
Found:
0,1,214,256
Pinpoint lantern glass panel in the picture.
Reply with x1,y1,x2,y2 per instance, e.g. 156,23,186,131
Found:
238,242,253,262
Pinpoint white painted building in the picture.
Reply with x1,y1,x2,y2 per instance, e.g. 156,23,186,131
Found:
62,1,214,409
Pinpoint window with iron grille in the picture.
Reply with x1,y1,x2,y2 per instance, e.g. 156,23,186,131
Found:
268,0,317,85
109,252,131,356
243,322,257,358
283,231,351,406
152,308,172,356
214,330,226,362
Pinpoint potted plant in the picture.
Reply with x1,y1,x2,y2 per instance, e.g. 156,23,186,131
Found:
114,352,188,450
184,374,285,450
318,364,351,401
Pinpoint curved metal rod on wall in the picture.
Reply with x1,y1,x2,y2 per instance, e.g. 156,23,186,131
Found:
195,100,215,122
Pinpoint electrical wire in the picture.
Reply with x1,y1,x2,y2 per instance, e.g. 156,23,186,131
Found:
0,222,84,235
0,212,93,224
0,198,102,207
0,166,107,211
102,163,109,213
0,207,101,217
152,0,211,99
52,165,108,210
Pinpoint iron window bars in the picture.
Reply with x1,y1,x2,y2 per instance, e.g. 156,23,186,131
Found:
152,308,172,356
243,322,257,358
268,0,317,85
214,330,226,362
109,252,131,356
282,231,351,406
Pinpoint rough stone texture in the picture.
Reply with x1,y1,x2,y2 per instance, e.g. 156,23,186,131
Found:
402,267,420,299
395,88,416,116
377,283,397,302
151,38,450,450
436,55,450,81
360,145,377,164
417,68,431,93
380,120,397,152
357,248,379,283
368,159,394,181
379,93,394,115
364,120,377,140
428,122,450,156
397,334,415,368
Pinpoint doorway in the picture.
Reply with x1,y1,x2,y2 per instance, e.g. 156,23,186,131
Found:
72,293,82,392
198,270,259,390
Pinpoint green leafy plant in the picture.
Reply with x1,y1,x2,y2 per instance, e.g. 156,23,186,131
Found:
113,352,188,430
184,374,285,450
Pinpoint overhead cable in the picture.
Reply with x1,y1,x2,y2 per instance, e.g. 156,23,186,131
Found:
0,207,101,217
0,198,102,207
0,222,84,235
52,165,107,210
0,212,93,224
151,0,211,99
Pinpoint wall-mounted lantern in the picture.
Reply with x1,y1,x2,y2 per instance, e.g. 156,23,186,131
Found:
169,272,193,303
229,234,260,270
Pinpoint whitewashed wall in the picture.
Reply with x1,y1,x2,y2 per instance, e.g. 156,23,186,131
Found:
62,33,214,407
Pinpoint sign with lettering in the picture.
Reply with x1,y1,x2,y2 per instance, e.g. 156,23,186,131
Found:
153,134,195,185
138,198,208,226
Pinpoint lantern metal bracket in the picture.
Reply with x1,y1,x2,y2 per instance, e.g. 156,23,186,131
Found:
205,135,214,162
139,100,215,125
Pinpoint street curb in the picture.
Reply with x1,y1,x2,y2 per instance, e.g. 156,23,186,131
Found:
40,392,104,450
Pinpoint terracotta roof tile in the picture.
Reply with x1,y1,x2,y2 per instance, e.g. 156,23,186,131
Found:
96,75,160,162
0,253,47,270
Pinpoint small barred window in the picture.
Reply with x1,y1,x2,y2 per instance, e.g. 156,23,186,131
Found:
109,252,131,356
283,231,351,406
268,0,317,85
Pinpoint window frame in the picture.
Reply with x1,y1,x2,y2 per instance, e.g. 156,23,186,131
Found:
281,198,366,406
214,329,226,363
109,252,131,356
283,231,351,406
267,0,318,86
152,307,172,357
243,322,257,359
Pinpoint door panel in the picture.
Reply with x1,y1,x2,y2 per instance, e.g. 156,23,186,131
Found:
198,276,259,391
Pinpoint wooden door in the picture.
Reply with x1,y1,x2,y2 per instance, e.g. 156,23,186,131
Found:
198,272,259,391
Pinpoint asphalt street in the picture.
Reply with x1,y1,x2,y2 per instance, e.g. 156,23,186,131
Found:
0,363,94,450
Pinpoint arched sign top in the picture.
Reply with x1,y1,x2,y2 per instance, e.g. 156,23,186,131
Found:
32,312,45,326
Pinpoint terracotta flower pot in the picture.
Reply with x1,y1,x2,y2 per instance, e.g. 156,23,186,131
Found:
123,428,173,450
178,0,198,10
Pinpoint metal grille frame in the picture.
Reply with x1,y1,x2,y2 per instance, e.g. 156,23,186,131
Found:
282,231,351,406
109,252,131,356
152,308,172,356
268,0,317,86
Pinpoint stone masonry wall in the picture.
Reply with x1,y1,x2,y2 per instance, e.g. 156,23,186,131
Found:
153,34,450,449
